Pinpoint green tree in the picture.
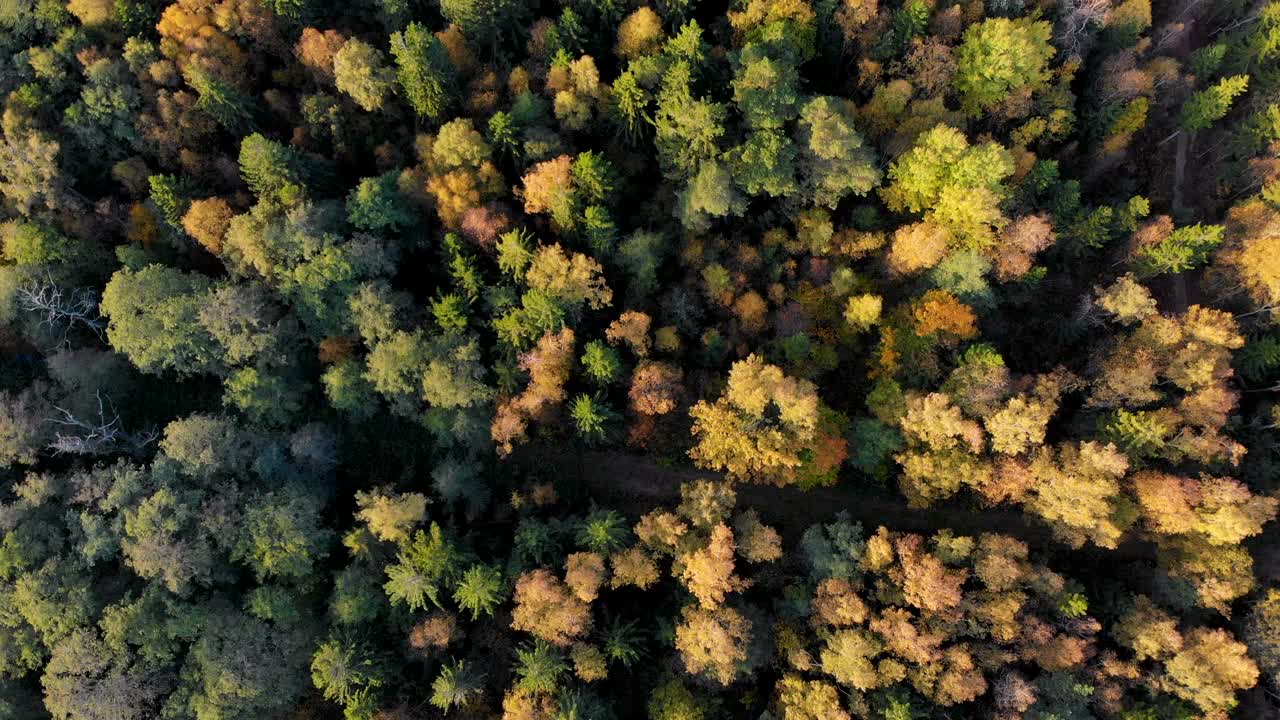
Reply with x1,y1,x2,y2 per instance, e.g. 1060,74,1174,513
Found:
732,44,800,130
515,640,568,695
238,133,310,205
179,610,311,720
383,523,470,611
346,172,414,231
333,39,396,112
797,96,881,208
954,18,1055,116
1179,75,1249,133
430,659,484,711
310,635,384,715
232,489,331,581
881,125,1014,247
389,23,455,122
99,265,222,375
453,564,506,619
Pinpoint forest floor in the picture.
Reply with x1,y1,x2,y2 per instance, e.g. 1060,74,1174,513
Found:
514,445,1156,561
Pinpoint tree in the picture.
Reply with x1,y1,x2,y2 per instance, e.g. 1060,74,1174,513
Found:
525,244,612,314
689,355,831,486
677,159,745,231
954,18,1055,116
430,659,484,711
515,640,568,695
334,38,396,112
355,488,428,544
616,7,665,59
233,489,331,581
729,128,798,198
1132,223,1223,277
564,552,605,603
0,130,73,216
881,125,1014,247
238,133,310,205
674,604,752,686
346,172,414,231
647,680,704,720
775,675,850,720
383,523,469,611
654,62,727,180
796,96,881,208
1245,589,1280,690
222,367,307,426
1160,628,1258,716
732,44,800,131
510,568,591,646
1179,75,1249,133
676,524,747,608
99,266,222,376
180,610,311,720
181,198,234,254
577,507,631,554
310,635,384,715
390,23,455,122
581,340,621,386
820,629,882,690
42,629,167,720
454,564,506,619
887,222,951,275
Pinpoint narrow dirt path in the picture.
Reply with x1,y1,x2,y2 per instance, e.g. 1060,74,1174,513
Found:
513,446,1156,561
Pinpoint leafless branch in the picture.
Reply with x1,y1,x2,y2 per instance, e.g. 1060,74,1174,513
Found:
17,276,106,347
45,391,157,456
1057,0,1112,60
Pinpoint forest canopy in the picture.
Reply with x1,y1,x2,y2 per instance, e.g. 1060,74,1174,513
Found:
4,0,1280,719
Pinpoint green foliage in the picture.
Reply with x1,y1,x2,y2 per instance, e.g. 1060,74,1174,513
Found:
570,393,615,444
100,265,222,375
954,18,1055,116
390,23,455,122
430,659,484,710
311,636,384,710
516,640,569,694
581,339,621,385
647,679,704,720
576,508,631,554
184,65,255,132
1179,75,1249,132
453,564,507,619
881,125,1013,246
797,96,881,208
1102,409,1171,461
732,44,800,130
1238,335,1280,383
1058,591,1090,618
383,523,470,611
603,617,646,667
347,173,414,231
147,174,186,230
1132,224,1224,277
238,133,309,205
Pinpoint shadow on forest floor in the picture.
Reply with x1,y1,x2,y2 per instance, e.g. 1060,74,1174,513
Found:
512,445,1157,562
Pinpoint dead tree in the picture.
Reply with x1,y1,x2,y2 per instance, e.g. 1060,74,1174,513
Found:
46,391,157,456
17,278,106,346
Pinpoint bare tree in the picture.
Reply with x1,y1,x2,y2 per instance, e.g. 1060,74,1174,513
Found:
46,391,157,456
17,277,106,346
1057,0,1113,61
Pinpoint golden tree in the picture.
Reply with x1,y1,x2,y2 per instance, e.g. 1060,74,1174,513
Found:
688,355,827,486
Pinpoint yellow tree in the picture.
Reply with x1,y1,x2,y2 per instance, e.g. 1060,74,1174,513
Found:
689,355,837,486
674,604,752,686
